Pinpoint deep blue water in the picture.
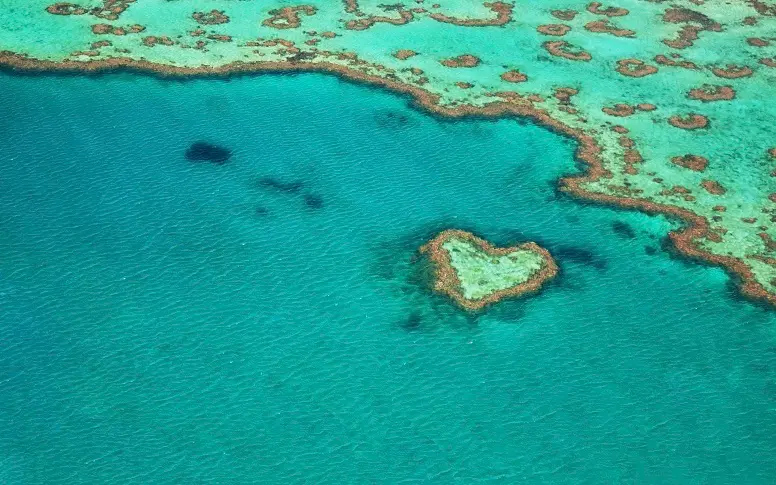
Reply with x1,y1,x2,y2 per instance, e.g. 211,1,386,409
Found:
0,72,774,483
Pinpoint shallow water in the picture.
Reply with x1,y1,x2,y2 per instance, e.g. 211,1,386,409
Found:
0,72,774,483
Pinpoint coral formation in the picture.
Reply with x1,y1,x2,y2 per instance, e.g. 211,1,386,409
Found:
420,230,558,310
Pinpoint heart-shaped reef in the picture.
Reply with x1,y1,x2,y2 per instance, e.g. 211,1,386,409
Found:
420,229,558,311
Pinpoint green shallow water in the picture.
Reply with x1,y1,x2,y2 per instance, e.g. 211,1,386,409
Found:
0,72,775,483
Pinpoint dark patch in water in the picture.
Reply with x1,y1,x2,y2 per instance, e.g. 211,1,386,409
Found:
553,245,607,270
612,220,636,239
257,177,305,194
303,193,324,210
398,312,423,332
255,206,270,217
374,110,410,129
185,142,232,164
644,245,657,256
506,161,533,183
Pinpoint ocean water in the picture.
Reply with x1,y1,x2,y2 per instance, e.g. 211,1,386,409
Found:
0,71,774,483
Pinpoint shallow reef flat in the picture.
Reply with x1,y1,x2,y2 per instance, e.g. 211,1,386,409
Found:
420,230,557,310
1,0,775,304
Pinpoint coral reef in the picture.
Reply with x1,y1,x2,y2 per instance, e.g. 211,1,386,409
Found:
420,230,558,310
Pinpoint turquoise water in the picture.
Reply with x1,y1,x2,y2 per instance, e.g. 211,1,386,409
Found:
0,72,774,483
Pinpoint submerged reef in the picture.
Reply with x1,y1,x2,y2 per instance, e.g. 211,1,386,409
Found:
185,142,232,164
2,0,776,305
420,230,558,310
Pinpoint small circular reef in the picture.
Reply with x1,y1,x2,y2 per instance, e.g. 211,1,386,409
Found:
419,229,557,311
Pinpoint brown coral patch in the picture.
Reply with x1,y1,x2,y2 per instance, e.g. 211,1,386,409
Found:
393,49,417,60
91,23,143,35
618,136,634,148
711,64,753,79
761,232,776,251
623,148,643,174
90,40,111,49
615,59,658,77
343,0,358,14
455,82,473,89
611,125,628,134
501,70,527,82
537,24,571,36
584,19,635,37
587,2,629,17
663,26,702,49
70,50,100,57
687,85,735,101
654,54,698,69
661,8,721,49
553,87,579,102
663,7,721,28
543,41,592,61
701,180,726,195
553,87,578,104
90,0,136,21
489,91,523,102
263,5,317,29
671,154,708,171
142,36,174,47
602,103,635,117
759,58,776,67
46,2,87,15
429,2,513,26
419,229,558,311
668,113,709,130
747,37,770,47
769,148,776,159
91,23,111,34
658,185,696,202
551,9,577,21
440,54,480,68
636,103,656,111
748,0,776,16
193,10,230,25
345,5,413,30
207,35,232,42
